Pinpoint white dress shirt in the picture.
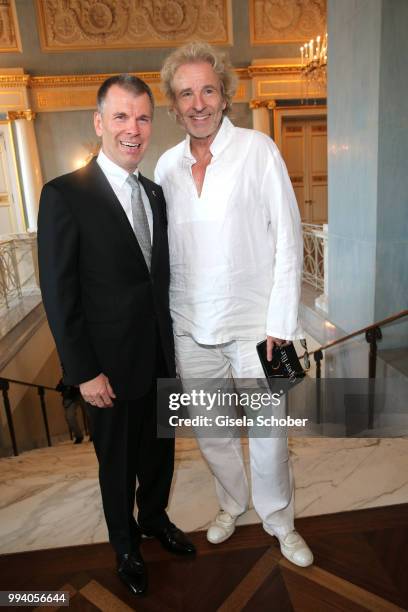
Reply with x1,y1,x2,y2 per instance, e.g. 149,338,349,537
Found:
155,117,303,344
97,150,153,242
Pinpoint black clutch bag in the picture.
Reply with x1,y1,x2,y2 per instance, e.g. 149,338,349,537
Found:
256,340,305,383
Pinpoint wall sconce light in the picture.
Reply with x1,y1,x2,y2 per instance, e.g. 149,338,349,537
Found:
74,142,101,170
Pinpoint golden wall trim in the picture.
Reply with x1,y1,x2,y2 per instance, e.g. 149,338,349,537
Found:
30,80,250,112
0,67,299,92
248,65,301,77
0,91,26,111
2,65,317,113
30,72,162,89
7,110,36,121
257,79,305,98
32,89,99,112
234,83,249,103
236,68,250,80
27,69,250,110
35,0,233,52
0,74,30,87
275,104,326,110
249,99,276,110
29,69,257,90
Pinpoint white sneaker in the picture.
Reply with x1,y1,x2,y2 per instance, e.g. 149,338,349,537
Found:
277,531,313,567
207,511,237,544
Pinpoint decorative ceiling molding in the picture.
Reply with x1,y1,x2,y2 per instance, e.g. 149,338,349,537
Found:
35,0,233,52
29,72,162,89
249,0,326,45
1,64,312,113
0,74,30,87
28,78,251,112
249,99,276,110
7,110,36,121
0,66,292,90
0,0,22,53
248,65,301,76
236,68,250,80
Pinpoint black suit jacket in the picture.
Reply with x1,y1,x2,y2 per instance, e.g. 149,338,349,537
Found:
38,158,175,400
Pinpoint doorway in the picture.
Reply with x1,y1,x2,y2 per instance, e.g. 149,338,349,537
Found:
273,107,327,224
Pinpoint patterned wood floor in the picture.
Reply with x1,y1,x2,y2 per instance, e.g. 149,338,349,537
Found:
1,504,407,611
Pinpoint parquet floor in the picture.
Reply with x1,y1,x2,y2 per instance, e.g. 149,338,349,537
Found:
1,504,407,611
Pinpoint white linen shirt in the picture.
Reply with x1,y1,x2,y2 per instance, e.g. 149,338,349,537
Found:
97,150,153,242
154,117,303,344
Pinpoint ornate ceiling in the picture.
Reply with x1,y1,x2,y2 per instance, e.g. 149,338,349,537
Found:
35,0,232,51
0,0,21,52
1,0,326,54
250,0,326,44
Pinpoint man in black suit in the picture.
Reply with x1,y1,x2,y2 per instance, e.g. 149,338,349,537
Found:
37,74,195,597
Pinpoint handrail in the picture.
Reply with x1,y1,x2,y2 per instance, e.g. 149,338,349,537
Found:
0,376,57,391
0,376,56,392
1,309,407,456
310,309,408,356
0,376,88,457
302,308,408,427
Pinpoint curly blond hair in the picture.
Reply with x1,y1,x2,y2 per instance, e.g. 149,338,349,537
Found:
160,41,237,115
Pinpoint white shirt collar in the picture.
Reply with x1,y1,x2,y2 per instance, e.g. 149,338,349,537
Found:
97,149,139,188
183,116,234,162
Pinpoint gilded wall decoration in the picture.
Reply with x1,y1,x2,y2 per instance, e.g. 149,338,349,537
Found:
7,110,36,121
28,74,250,112
250,0,326,44
0,74,30,88
0,0,22,52
35,0,232,51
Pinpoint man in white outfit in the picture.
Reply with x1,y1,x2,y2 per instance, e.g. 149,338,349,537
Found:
155,42,313,567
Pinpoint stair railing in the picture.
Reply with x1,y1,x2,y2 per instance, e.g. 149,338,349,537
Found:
299,309,408,430
0,377,88,457
306,309,408,378
2,310,407,455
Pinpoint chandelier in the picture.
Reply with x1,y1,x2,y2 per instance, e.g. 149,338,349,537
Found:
300,33,327,96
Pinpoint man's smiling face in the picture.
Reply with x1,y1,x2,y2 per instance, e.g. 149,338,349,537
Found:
94,85,153,172
171,61,226,144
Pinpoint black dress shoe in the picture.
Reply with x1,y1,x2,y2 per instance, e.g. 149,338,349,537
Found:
143,524,196,556
116,551,147,596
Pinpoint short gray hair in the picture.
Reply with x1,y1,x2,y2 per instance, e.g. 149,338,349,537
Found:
161,41,237,115
97,74,154,114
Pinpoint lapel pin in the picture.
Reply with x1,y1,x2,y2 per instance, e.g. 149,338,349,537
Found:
152,190,157,197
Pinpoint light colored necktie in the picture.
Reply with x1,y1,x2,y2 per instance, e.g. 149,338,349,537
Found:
126,174,152,270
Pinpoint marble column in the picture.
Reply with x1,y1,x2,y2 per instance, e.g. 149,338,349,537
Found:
249,100,276,135
7,111,43,232
328,0,408,337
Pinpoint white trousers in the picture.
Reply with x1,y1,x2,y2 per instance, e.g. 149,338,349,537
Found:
174,335,294,537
